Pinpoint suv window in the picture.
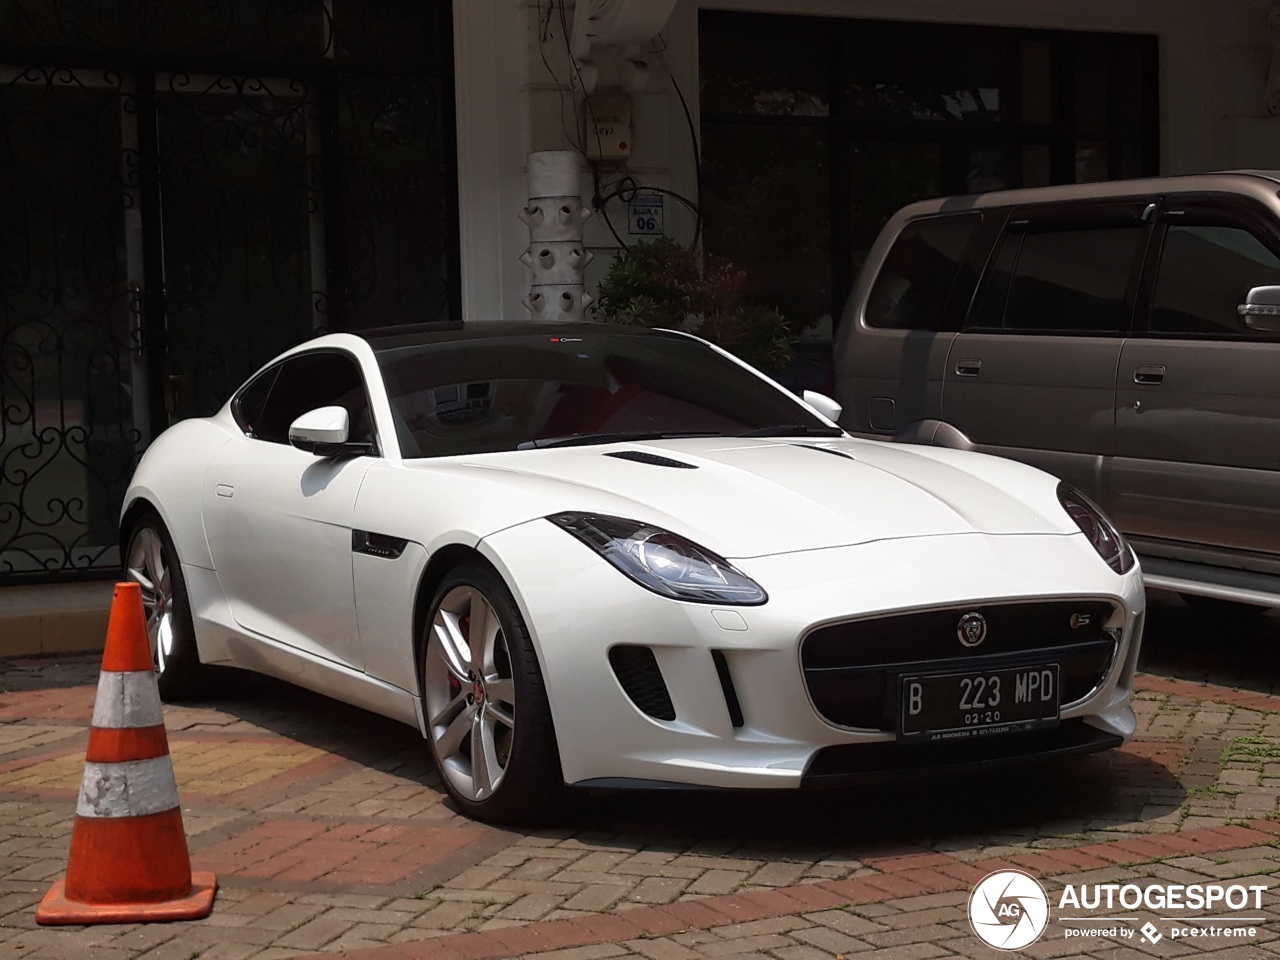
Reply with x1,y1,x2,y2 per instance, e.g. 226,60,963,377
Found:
864,214,980,330
1151,224,1280,337
233,351,374,447
969,225,1144,334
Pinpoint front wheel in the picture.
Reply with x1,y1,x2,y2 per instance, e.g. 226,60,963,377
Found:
124,512,220,701
421,561,567,823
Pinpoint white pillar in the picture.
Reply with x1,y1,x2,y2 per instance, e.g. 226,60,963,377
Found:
520,150,594,323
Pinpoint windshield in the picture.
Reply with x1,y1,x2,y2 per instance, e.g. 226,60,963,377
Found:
373,329,835,458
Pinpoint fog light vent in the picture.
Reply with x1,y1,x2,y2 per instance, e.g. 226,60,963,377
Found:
608,646,676,721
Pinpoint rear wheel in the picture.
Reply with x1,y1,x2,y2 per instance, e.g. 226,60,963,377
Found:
421,561,567,823
124,512,220,701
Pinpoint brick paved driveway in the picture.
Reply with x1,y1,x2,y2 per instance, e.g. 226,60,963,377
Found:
2,593,1280,959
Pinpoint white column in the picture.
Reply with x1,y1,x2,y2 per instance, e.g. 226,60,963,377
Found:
452,0,533,320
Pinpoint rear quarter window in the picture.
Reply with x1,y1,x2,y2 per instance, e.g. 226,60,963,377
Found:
864,214,980,330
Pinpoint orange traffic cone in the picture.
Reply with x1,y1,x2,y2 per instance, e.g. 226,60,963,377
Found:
36,582,216,924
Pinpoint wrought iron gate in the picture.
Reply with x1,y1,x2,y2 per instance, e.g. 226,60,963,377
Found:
0,0,459,583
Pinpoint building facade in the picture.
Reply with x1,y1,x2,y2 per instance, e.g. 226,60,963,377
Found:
2,0,1277,583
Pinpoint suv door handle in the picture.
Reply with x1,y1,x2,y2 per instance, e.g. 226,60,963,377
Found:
955,359,982,377
1133,364,1166,385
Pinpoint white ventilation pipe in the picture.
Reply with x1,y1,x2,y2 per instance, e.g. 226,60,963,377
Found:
520,151,593,322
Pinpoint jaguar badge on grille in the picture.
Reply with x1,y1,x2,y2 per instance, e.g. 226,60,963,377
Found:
957,611,988,647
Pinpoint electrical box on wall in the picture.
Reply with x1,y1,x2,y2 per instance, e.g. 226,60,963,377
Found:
582,93,632,160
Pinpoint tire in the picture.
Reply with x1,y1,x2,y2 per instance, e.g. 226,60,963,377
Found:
421,560,568,824
123,511,222,701
1179,593,1268,619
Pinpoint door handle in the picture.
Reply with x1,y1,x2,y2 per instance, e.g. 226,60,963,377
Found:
955,359,982,377
1133,364,1166,385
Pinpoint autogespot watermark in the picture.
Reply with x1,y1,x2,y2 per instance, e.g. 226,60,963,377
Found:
968,872,1269,950
968,871,1051,950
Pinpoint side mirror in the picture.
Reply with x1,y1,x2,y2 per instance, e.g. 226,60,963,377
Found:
288,406,371,457
1238,285,1280,333
802,389,843,424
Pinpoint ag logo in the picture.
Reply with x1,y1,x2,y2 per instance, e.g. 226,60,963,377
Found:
968,870,1049,950
957,611,988,648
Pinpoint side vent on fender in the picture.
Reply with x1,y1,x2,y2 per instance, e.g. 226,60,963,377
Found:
603,450,697,469
352,530,409,560
608,646,676,721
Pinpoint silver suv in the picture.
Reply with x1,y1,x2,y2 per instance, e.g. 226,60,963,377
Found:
834,172,1280,609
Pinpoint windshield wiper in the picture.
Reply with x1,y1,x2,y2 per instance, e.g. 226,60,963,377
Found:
736,424,844,438
517,431,720,450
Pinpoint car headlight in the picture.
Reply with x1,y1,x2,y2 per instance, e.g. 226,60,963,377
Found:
548,512,768,605
1057,482,1134,574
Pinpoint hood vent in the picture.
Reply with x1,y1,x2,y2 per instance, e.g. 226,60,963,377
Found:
791,443,856,461
604,450,697,469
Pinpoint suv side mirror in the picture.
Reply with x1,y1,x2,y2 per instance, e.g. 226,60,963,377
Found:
288,406,372,457
1238,285,1280,333
802,390,843,424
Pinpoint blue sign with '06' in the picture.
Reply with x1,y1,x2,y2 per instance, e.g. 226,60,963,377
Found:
627,195,663,235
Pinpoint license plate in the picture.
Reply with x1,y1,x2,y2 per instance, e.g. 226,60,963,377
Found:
899,664,1060,741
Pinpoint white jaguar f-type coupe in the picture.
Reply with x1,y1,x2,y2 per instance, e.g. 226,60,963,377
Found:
122,322,1145,822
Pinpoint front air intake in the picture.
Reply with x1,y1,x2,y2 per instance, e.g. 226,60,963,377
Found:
608,646,676,721
711,650,744,728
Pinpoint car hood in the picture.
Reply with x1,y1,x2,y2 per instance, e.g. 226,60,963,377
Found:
429,436,1077,559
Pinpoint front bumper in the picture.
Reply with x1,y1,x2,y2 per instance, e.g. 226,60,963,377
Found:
479,521,1146,789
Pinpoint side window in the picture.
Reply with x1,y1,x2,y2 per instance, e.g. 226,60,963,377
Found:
1151,224,1280,337
969,225,1145,334
232,366,279,436
864,214,980,330
238,351,374,446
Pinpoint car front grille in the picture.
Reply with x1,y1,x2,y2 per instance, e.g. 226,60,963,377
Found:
801,600,1119,731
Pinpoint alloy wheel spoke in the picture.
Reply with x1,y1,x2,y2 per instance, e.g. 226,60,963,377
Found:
429,689,468,729
435,702,476,759
130,565,157,596
145,531,166,589
468,594,497,674
485,677,515,707
432,613,472,682
471,708,500,798
484,699,515,730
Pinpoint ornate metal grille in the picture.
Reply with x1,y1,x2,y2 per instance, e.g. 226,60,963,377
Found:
157,72,324,422
0,0,458,583
0,66,143,579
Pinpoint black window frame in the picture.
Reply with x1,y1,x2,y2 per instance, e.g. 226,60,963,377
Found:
231,348,380,452
963,201,1154,337
1136,194,1280,342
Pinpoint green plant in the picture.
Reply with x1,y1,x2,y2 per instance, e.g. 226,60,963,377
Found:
592,237,794,372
